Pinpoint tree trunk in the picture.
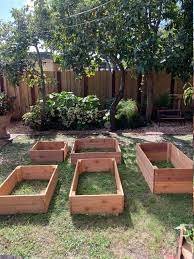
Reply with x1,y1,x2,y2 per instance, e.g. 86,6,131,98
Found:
145,71,154,122
110,68,125,130
35,44,47,126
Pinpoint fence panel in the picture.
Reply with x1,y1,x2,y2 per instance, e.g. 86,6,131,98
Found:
4,70,185,119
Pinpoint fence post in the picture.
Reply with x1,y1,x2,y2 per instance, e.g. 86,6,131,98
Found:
57,71,62,93
0,75,4,92
84,76,88,97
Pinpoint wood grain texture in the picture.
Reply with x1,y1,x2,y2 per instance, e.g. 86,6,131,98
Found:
0,165,58,215
71,138,121,165
30,141,68,163
136,144,154,192
69,158,124,215
136,142,192,194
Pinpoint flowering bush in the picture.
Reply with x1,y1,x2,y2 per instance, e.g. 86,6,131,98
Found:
23,92,104,130
0,93,15,116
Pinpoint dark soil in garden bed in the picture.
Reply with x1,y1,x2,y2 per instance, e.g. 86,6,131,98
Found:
152,161,174,168
11,180,49,195
77,172,116,195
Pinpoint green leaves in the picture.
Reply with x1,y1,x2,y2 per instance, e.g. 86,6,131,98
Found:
183,82,193,106
23,91,103,130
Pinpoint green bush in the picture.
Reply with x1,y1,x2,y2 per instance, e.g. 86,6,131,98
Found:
23,92,103,130
103,99,145,129
115,99,145,129
22,103,51,130
22,105,42,130
183,82,193,106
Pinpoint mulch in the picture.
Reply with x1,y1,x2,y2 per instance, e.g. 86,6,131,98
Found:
7,121,193,137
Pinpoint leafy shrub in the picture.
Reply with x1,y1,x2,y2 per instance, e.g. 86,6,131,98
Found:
115,99,145,129
22,103,50,130
103,99,145,129
23,92,102,130
0,93,15,116
183,82,193,106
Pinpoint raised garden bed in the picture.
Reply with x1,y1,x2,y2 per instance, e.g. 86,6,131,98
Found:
71,138,121,165
0,165,58,215
30,141,68,163
69,158,124,215
136,142,192,194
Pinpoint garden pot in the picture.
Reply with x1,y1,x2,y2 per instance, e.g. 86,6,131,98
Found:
177,228,193,259
181,239,192,259
0,114,12,139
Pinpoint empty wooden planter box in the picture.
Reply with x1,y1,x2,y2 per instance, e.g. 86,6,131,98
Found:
69,158,124,215
71,138,121,165
30,141,68,162
0,165,58,215
136,142,192,194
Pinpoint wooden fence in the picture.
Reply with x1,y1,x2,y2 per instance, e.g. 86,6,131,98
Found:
4,70,184,119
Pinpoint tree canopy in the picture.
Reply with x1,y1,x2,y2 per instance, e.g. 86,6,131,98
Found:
0,0,192,128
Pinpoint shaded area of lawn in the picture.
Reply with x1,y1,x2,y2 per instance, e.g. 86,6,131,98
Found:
0,133,192,259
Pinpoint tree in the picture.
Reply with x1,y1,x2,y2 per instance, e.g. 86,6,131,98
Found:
0,4,51,127
40,0,136,130
126,0,179,121
41,0,181,125
164,0,193,83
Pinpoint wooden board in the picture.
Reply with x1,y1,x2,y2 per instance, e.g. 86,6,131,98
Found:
0,165,58,215
136,144,155,192
69,158,124,215
71,138,121,165
29,141,68,163
136,142,192,194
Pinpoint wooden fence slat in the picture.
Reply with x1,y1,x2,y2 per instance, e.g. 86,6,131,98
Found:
4,70,185,119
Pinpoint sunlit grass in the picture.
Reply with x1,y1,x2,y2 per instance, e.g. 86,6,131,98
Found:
0,133,192,258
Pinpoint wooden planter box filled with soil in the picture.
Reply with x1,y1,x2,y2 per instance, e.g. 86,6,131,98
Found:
0,165,58,215
71,138,121,165
30,141,68,163
69,158,124,215
136,142,192,194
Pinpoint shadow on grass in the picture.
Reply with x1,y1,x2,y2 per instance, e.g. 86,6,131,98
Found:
116,134,193,228
0,133,192,231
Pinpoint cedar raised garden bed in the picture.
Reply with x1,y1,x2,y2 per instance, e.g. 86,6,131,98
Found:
0,165,58,215
30,141,68,163
136,142,192,194
69,158,124,215
71,138,121,165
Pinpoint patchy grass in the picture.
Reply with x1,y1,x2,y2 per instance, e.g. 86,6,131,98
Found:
152,161,174,168
77,148,116,153
0,133,193,258
77,172,116,195
11,180,48,195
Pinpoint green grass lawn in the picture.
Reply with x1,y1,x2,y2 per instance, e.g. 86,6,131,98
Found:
0,133,193,259
11,180,49,195
77,172,116,195
152,161,174,168
77,148,116,153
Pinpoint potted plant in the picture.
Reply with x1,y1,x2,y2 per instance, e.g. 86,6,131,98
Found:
176,224,193,259
0,93,15,139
